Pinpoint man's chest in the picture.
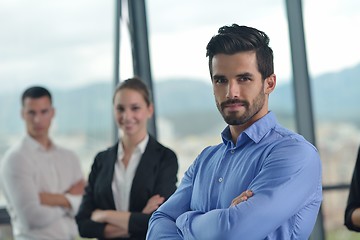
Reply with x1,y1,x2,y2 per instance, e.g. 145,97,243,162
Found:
31,153,69,191
190,148,263,210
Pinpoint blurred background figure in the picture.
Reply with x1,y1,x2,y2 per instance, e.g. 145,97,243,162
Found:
345,146,360,231
0,86,85,240
76,77,178,240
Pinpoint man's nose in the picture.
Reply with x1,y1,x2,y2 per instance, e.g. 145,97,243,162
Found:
33,114,41,123
226,80,239,99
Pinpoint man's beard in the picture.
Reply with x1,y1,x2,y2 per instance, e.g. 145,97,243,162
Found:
217,90,265,126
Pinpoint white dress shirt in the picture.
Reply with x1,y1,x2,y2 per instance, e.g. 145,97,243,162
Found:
112,135,149,211
0,135,84,240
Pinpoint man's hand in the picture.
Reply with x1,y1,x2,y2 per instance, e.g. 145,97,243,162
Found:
66,179,85,195
230,190,253,207
39,179,85,208
142,194,165,214
39,192,70,208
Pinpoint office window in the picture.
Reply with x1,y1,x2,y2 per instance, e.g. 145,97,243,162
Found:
303,0,360,238
0,1,114,206
146,0,295,181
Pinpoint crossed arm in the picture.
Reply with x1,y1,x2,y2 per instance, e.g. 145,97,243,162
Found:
146,180,254,240
39,179,85,209
90,194,165,238
147,145,322,240
1,160,85,229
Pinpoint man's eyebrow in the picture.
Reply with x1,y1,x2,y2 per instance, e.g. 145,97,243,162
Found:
235,72,253,78
40,108,51,113
212,74,226,79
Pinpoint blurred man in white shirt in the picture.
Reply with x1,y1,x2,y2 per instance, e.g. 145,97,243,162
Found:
0,86,85,240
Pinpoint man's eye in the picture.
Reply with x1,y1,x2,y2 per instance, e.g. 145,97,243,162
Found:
214,78,226,84
239,76,251,82
41,109,50,115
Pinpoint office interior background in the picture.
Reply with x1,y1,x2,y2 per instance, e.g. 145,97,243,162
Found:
0,0,360,239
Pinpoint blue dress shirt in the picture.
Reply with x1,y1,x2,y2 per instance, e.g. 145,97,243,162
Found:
146,112,322,240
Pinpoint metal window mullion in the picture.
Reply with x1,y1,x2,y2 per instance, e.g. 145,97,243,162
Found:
127,0,157,138
285,0,325,239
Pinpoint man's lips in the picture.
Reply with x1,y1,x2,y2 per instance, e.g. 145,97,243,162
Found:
34,126,45,131
223,103,244,111
224,102,245,107
221,100,247,110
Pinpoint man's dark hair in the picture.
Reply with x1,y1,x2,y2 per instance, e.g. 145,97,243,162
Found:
206,24,274,80
21,86,52,106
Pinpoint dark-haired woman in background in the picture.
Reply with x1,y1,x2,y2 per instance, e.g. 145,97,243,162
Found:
345,146,360,232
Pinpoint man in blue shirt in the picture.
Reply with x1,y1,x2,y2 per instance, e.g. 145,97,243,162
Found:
146,24,322,240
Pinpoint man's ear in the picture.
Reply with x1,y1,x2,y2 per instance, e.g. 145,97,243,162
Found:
148,103,154,118
51,107,55,118
21,108,25,120
264,74,276,94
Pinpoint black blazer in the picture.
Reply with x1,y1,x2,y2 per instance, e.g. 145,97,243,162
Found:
76,135,178,240
345,146,360,231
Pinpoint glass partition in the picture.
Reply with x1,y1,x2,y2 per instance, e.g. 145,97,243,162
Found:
146,0,296,183
0,1,114,206
303,0,360,238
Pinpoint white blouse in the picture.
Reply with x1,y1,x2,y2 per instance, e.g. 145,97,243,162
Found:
111,134,149,211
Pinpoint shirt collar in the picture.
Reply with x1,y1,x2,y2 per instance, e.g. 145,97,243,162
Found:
221,111,277,145
137,134,149,153
118,134,149,155
23,134,55,151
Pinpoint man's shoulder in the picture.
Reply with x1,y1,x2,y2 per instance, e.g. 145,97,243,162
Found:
1,140,28,164
53,144,80,162
272,125,317,149
54,143,75,154
263,125,320,167
0,143,30,177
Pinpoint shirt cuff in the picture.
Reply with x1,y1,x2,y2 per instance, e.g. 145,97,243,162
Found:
64,193,82,216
